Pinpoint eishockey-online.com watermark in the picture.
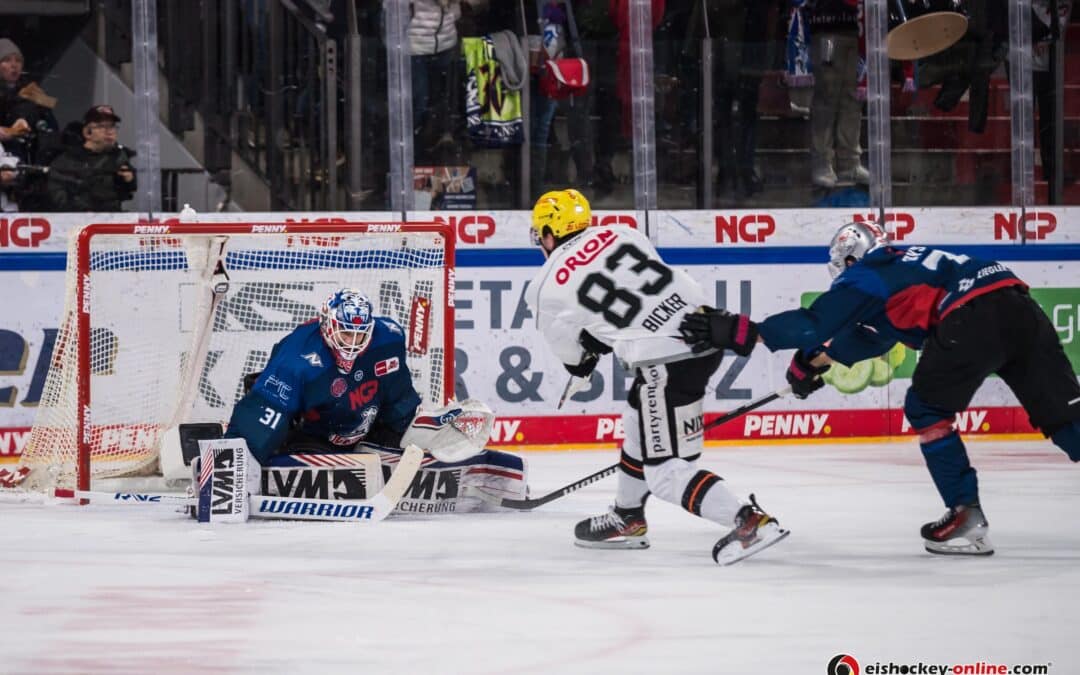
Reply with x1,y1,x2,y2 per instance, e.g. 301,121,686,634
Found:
828,654,1052,675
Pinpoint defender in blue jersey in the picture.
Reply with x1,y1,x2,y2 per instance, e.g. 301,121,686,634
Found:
680,222,1080,556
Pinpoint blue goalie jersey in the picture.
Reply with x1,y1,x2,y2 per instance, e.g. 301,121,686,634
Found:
756,246,1026,366
227,317,422,464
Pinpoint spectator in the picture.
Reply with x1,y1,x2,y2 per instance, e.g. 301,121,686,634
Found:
530,0,595,196
1032,0,1074,191
807,0,868,189
682,0,780,198
0,145,18,211
0,140,51,212
406,0,463,159
0,38,60,210
610,0,664,140
47,105,136,212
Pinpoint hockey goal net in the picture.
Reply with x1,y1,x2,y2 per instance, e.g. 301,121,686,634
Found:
17,221,454,492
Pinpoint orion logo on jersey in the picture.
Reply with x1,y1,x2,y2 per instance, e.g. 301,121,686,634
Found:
827,654,860,675
555,228,618,285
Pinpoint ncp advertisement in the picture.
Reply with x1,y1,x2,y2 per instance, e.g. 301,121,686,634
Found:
1,209,1077,457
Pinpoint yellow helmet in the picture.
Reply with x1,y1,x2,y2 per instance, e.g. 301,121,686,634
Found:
530,189,592,243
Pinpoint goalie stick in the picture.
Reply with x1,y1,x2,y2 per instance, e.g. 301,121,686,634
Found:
473,386,791,510
48,445,424,523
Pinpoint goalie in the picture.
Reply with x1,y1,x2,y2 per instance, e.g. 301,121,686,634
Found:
216,287,526,513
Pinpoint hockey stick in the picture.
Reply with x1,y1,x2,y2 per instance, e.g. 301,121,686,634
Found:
701,385,791,433
50,445,424,523
475,386,791,510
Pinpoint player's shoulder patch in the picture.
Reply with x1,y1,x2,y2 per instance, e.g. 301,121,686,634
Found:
373,355,400,377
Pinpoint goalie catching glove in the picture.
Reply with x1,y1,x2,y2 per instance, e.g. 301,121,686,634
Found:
399,398,496,463
679,307,758,356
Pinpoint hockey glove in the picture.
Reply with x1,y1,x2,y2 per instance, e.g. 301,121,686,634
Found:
786,349,829,399
565,351,600,378
678,308,758,356
564,330,612,378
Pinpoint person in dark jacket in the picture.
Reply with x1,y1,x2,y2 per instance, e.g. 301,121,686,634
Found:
47,105,136,212
0,38,61,210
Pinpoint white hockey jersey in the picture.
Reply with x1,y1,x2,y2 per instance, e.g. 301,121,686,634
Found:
525,225,708,371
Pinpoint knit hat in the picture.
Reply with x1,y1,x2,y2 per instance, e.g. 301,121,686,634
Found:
0,39,22,63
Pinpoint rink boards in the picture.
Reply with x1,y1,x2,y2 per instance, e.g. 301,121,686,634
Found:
0,208,1077,457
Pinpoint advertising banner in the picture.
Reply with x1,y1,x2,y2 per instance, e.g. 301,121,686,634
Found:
1,210,1077,458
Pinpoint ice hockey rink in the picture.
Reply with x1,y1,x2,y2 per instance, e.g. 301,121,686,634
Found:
2,439,1075,675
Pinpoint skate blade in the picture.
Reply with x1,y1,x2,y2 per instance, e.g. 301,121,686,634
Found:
924,534,995,556
715,524,790,566
575,536,650,550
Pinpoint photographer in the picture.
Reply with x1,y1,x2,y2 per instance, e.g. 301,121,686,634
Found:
0,38,60,211
47,105,136,212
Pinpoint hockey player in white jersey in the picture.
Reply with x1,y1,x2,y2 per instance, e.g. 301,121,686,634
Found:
526,189,789,565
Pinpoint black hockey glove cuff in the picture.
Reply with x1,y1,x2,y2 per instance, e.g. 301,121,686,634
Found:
678,307,759,356
564,351,600,378
786,349,829,399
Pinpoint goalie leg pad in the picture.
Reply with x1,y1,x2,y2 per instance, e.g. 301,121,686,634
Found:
194,438,261,523
378,446,528,513
262,452,384,500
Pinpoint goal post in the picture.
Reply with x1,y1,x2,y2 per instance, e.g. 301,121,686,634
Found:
19,220,455,493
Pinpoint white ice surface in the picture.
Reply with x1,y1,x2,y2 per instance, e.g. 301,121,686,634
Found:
2,440,1077,675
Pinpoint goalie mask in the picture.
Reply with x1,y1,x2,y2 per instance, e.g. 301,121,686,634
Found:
319,288,375,371
827,221,889,279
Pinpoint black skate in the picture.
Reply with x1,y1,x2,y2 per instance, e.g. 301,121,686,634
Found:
574,504,649,549
712,494,789,566
921,504,994,556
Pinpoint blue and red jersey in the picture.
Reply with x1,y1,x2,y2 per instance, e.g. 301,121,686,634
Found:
226,318,421,464
756,246,1026,365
